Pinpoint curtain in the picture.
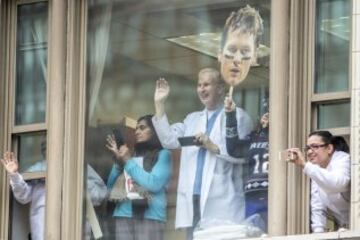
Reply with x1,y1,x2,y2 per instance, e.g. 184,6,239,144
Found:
87,0,113,126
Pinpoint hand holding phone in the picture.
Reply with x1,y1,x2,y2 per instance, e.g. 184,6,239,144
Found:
178,136,198,147
112,128,125,147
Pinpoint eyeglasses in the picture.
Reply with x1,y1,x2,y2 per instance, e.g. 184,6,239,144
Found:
303,144,328,152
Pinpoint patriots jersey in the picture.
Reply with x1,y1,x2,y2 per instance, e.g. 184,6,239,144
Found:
243,128,269,194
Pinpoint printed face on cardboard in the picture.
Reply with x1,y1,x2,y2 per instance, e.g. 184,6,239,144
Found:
218,30,256,86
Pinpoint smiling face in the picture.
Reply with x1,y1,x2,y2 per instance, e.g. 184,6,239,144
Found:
306,135,334,168
135,119,152,143
197,71,223,110
218,30,256,86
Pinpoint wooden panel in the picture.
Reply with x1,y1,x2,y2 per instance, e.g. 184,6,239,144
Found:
311,92,351,102
12,123,47,134
45,0,66,239
268,0,289,236
22,171,46,180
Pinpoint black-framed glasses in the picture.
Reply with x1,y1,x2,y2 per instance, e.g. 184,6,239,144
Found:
304,143,328,152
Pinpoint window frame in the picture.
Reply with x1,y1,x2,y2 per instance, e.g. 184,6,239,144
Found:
0,0,50,239
10,0,49,178
66,0,360,238
283,0,359,239
1,0,360,239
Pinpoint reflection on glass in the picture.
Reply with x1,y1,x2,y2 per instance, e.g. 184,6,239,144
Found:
11,199,32,240
317,102,350,129
15,2,48,125
17,132,46,173
315,0,350,93
85,1,270,239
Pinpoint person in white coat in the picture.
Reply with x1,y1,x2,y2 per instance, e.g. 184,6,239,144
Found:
287,131,350,233
1,147,107,240
153,68,253,239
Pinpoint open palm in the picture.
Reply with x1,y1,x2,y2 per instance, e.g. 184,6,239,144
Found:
1,151,19,174
154,77,170,104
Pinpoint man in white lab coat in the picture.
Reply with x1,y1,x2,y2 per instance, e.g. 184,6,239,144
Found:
152,68,253,239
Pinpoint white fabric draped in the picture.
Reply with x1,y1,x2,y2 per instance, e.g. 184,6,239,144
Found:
87,0,113,126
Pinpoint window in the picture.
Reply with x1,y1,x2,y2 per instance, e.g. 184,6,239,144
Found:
303,0,352,235
8,2,48,240
84,0,270,239
313,0,351,135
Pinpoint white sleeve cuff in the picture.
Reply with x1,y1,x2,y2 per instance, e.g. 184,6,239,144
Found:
9,172,24,184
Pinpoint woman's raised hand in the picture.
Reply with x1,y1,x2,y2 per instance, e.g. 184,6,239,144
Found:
106,135,131,163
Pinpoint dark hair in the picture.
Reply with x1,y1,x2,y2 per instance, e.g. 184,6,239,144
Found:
220,5,264,51
134,114,163,171
309,130,349,153
331,136,350,153
135,115,162,151
133,114,163,219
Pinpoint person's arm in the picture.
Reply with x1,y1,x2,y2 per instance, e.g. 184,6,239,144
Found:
303,151,350,193
153,77,189,149
154,78,169,119
213,107,253,163
225,110,251,158
193,108,253,164
1,151,33,204
107,164,122,190
152,114,187,149
124,150,172,193
9,172,33,204
310,181,327,233
87,165,108,206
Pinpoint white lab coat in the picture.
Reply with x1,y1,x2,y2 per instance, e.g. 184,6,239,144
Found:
9,162,107,240
303,151,350,233
152,107,253,229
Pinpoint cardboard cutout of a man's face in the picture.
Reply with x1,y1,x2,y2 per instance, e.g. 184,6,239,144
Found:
218,29,257,86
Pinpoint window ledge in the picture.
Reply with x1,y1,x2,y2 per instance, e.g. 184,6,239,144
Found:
243,230,360,240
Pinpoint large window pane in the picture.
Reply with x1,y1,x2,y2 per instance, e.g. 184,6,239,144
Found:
10,130,46,240
15,2,48,125
317,102,351,129
16,132,46,173
85,1,270,239
314,0,350,93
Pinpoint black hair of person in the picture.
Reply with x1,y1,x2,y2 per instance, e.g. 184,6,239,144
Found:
309,130,349,153
132,114,163,219
134,114,163,166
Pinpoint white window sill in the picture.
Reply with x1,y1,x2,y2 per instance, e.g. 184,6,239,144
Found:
243,230,360,240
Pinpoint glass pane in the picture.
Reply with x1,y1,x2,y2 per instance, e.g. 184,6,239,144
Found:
317,102,350,129
10,131,46,240
17,132,46,173
314,0,350,93
85,1,270,239
11,198,32,240
15,2,48,125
